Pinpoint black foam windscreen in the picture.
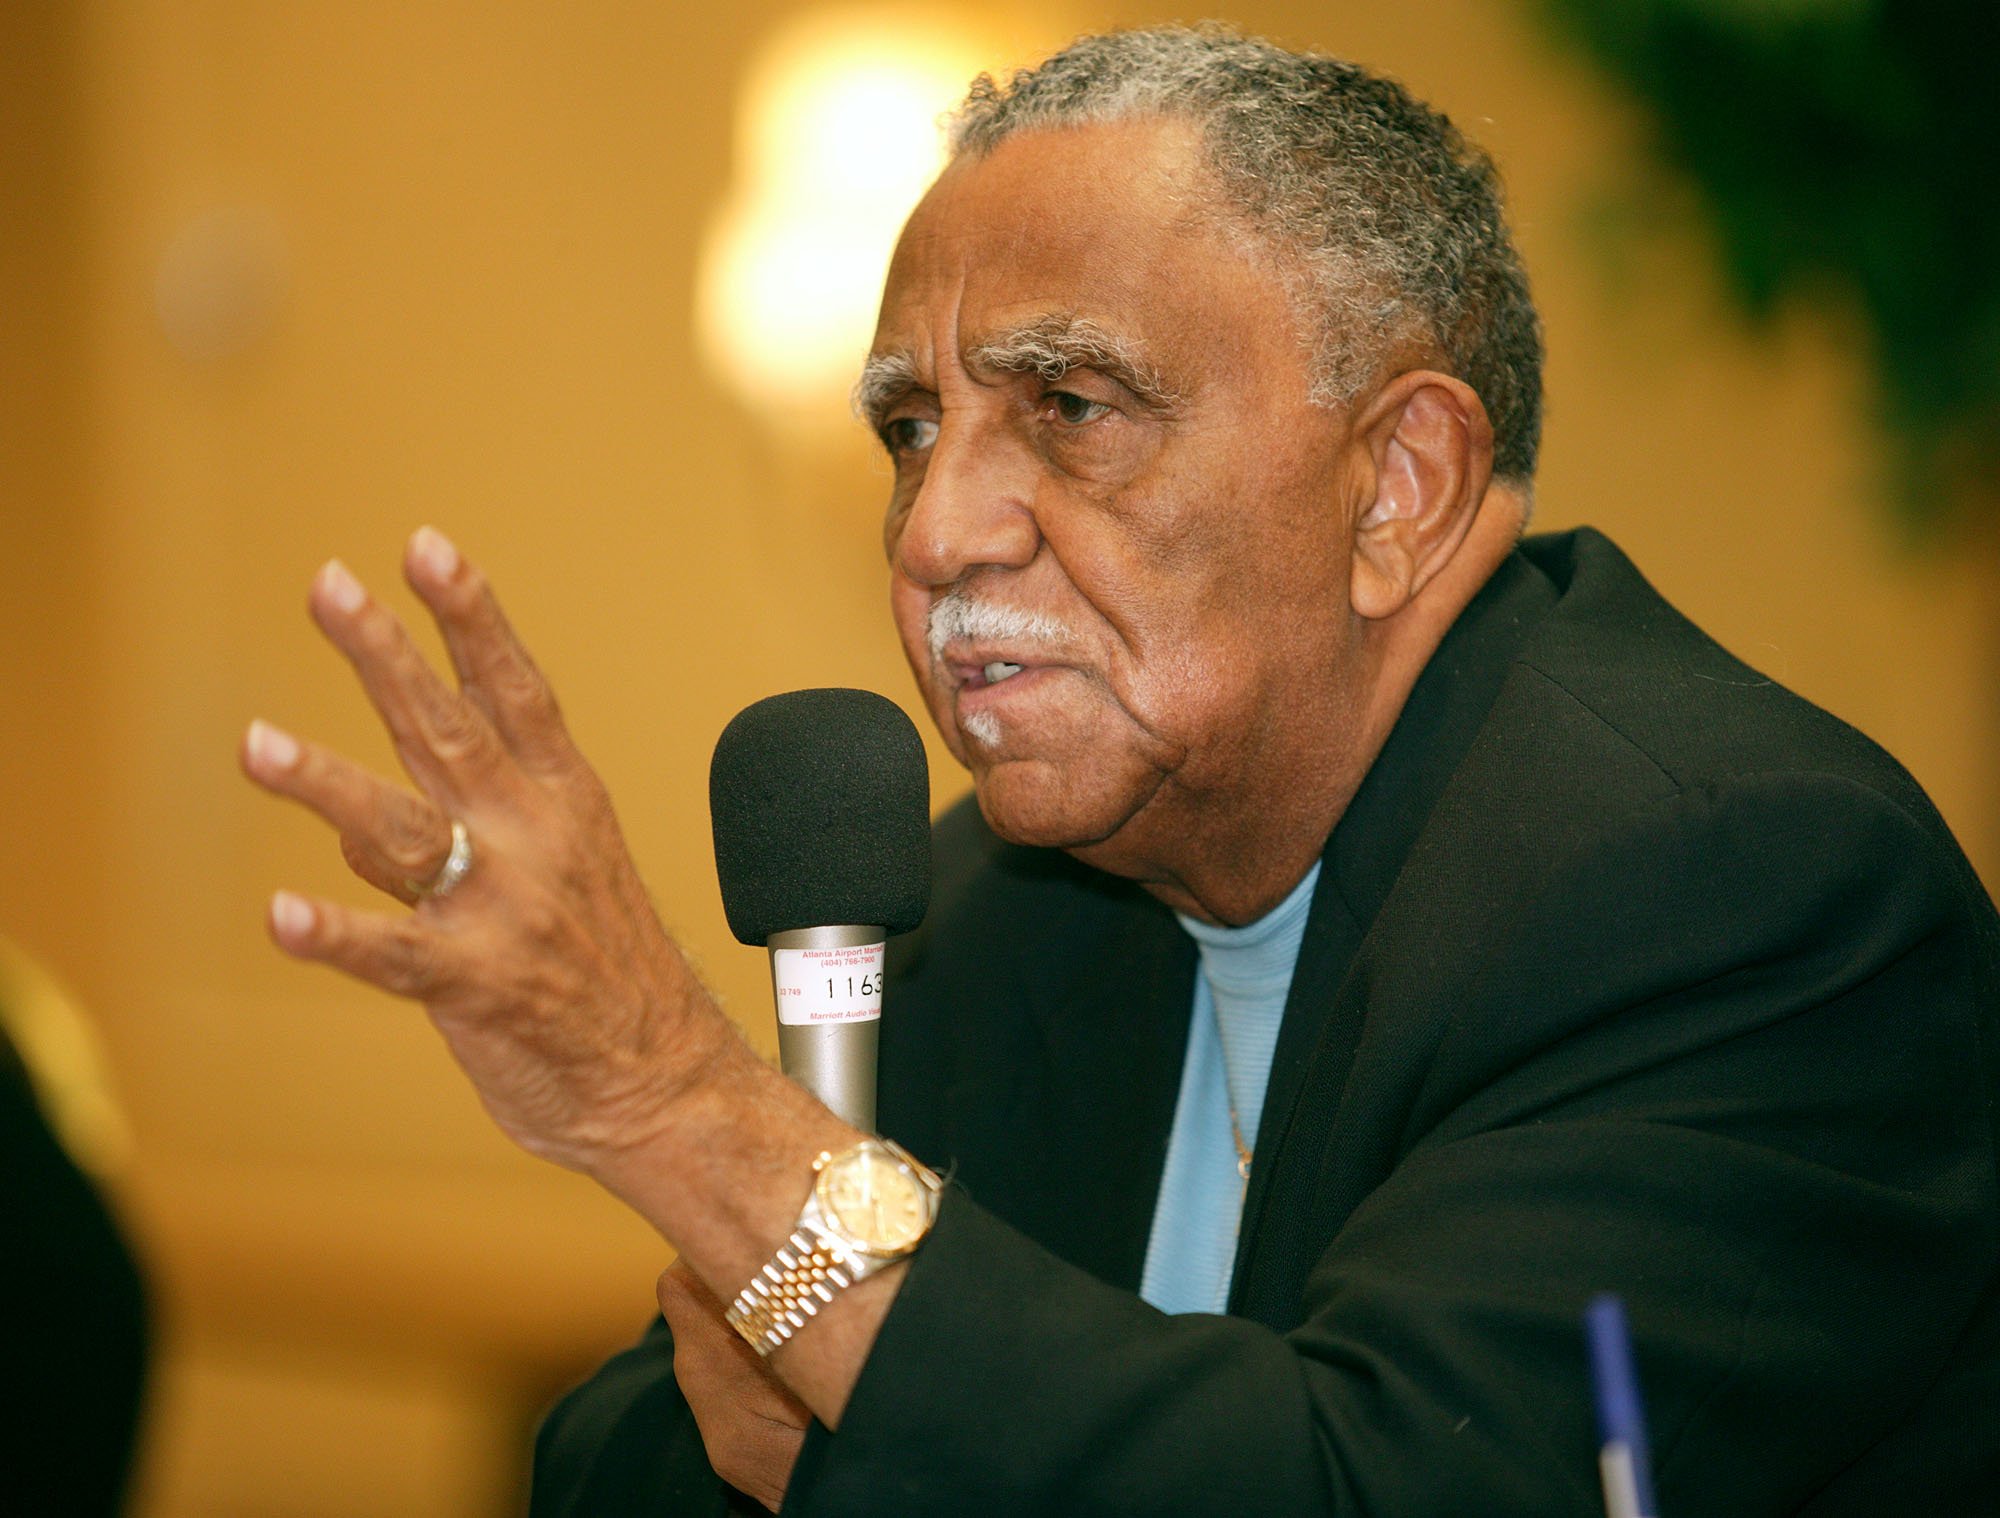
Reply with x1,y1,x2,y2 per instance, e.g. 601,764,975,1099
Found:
709,688,932,945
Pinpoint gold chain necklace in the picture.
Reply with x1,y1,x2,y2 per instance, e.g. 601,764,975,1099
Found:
1217,1002,1253,1186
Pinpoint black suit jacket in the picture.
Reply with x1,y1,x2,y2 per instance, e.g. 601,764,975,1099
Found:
535,530,2000,1516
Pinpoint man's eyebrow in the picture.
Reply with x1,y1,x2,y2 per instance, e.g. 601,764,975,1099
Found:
968,315,1181,412
852,350,920,433
850,318,1182,433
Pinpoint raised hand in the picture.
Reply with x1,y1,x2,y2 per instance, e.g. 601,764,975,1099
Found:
240,527,740,1174
243,529,887,1436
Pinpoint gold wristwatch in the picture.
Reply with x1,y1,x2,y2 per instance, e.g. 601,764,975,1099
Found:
724,1137,943,1356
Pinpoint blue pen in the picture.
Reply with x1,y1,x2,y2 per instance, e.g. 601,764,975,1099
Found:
1584,1293,1658,1518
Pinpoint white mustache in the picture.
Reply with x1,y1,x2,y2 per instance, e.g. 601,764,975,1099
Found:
926,591,1072,663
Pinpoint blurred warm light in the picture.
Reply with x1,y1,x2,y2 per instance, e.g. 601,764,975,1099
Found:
153,205,288,364
697,9,993,425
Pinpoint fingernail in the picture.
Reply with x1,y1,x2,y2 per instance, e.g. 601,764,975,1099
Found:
319,559,365,614
246,719,300,771
411,525,460,580
271,890,316,939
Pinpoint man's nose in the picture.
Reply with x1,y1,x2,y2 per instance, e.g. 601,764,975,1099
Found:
891,416,1040,588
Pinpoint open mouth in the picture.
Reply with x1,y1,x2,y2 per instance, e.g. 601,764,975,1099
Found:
955,658,1033,691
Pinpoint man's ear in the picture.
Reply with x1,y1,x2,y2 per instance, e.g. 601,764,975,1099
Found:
1347,370,1495,622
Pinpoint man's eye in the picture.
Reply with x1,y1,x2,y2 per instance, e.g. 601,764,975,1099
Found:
882,417,939,454
1044,391,1110,426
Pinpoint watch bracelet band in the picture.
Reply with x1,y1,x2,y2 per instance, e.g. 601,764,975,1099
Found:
724,1222,856,1355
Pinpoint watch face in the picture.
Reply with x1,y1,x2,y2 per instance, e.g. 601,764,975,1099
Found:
818,1147,932,1252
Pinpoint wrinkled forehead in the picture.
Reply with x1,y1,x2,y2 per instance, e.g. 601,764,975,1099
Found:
870,118,1231,375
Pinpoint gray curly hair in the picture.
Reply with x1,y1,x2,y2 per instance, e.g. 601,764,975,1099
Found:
950,25,1544,483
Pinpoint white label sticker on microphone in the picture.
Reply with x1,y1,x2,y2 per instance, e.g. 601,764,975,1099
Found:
772,943,886,1026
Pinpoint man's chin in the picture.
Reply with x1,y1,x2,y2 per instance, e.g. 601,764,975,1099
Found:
968,758,1154,854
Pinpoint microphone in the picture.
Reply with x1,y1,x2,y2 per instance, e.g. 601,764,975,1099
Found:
709,688,931,1132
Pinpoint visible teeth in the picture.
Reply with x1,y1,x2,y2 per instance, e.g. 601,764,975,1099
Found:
983,661,1024,685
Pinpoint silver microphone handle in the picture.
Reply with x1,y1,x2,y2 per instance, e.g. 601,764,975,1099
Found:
768,923,881,1133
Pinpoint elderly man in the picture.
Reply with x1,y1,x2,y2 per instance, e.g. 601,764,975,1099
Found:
244,26,1998,1518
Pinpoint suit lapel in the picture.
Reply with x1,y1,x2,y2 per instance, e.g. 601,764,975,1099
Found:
939,881,1195,1296
1229,867,1367,1324
1033,896,1196,1293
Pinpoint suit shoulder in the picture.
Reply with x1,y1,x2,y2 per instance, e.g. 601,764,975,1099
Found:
1512,529,1948,835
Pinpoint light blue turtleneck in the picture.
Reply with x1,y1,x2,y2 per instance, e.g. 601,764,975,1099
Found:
1138,861,1321,1315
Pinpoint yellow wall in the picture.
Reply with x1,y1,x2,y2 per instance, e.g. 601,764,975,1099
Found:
4,2,1992,1513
